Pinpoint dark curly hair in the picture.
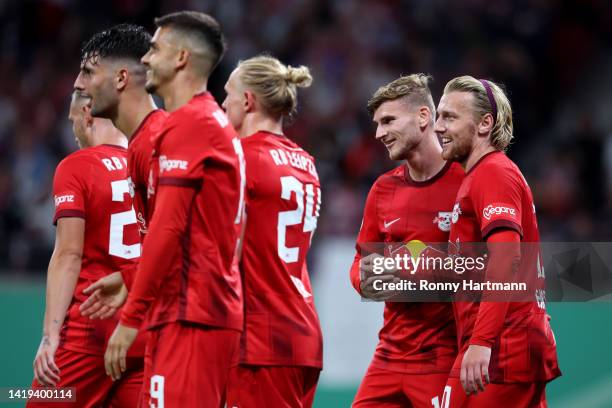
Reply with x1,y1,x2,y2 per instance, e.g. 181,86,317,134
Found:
80,23,151,65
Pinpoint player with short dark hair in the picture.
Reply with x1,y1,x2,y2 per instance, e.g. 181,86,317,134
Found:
222,54,322,408
104,11,245,407
350,74,464,407
73,23,168,319
434,75,561,407
27,91,142,407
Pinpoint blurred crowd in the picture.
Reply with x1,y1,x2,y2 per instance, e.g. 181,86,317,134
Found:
0,0,611,272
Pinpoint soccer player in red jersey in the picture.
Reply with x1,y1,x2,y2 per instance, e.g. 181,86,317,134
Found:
433,75,561,407
73,24,168,313
350,75,464,407
105,11,245,407
221,55,323,407
27,91,142,407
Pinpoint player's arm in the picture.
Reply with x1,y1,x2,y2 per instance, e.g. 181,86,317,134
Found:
461,164,524,394
34,217,84,386
104,183,193,380
350,183,398,300
461,229,520,394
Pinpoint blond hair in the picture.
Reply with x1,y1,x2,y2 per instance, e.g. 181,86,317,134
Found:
443,75,513,151
367,74,435,119
236,55,312,119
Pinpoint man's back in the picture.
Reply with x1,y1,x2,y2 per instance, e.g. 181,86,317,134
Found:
240,131,323,368
52,143,140,354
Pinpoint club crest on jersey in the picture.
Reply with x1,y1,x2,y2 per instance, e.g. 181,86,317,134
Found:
433,212,452,232
54,194,74,207
159,155,188,174
482,203,517,220
451,203,462,224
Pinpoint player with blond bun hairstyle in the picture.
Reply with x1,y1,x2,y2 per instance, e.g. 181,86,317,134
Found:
222,55,323,407
434,76,560,407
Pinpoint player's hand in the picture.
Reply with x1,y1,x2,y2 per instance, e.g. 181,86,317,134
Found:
80,272,127,320
33,335,60,386
105,323,138,381
359,253,400,301
460,344,491,394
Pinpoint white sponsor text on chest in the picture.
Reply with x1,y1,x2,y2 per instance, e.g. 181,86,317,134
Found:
269,148,317,178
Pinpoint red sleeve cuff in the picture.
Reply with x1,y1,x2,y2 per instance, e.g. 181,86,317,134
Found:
482,220,523,240
53,210,86,225
120,312,143,330
468,337,494,348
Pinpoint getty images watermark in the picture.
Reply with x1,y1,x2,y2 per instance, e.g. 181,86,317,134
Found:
358,241,612,302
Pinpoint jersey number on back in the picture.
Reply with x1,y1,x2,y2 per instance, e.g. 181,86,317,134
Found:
110,180,141,259
278,176,321,263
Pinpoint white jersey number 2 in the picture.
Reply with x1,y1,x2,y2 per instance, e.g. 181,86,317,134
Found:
277,176,321,263
109,180,140,259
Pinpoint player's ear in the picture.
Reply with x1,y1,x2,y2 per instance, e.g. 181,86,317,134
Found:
244,90,256,113
176,49,189,70
116,68,129,92
478,112,495,135
418,106,431,128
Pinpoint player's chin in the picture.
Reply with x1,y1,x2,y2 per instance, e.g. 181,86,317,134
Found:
144,80,157,94
441,145,454,161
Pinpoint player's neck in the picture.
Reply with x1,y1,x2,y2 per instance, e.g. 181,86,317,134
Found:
115,92,158,140
464,143,497,172
240,113,283,138
161,75,208,112
91,119,128,148
404,132,446,182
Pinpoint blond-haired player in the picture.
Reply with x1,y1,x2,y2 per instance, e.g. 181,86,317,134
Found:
434,76,561,407
222,55,323,408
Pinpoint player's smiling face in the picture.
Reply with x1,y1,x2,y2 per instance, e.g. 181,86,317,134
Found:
435,91,478,164
222,68,247,134
373,98,421,161
141,27,176,94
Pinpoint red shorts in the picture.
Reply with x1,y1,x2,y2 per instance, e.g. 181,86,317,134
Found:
26,346,143,408
353,364,449,408
440,377,547,408
227,365,320,408
141,321,240,408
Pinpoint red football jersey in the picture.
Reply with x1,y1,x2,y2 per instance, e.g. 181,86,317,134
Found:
128,109,168,234
239,131,323,368
121,92,244,332
350,161,463,374
52,144,141,355
449,151,561,383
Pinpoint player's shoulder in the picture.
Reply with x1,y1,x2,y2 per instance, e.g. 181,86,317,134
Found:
375,164,405,186
57,146,101,170
162,93,232,143
471,151,524,185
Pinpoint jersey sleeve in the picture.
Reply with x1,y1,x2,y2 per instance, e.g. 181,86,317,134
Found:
52,156,89,225
350,183,382,294
120,184,195,328
470,163,524,239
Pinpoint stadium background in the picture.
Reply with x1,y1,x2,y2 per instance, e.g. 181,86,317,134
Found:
0,0,611,406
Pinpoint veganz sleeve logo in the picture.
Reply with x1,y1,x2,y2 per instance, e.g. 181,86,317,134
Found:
159,155,188,174
482,203,517,220
54,194,74,207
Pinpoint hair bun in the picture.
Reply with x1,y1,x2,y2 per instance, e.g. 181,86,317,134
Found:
285,65,313,88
